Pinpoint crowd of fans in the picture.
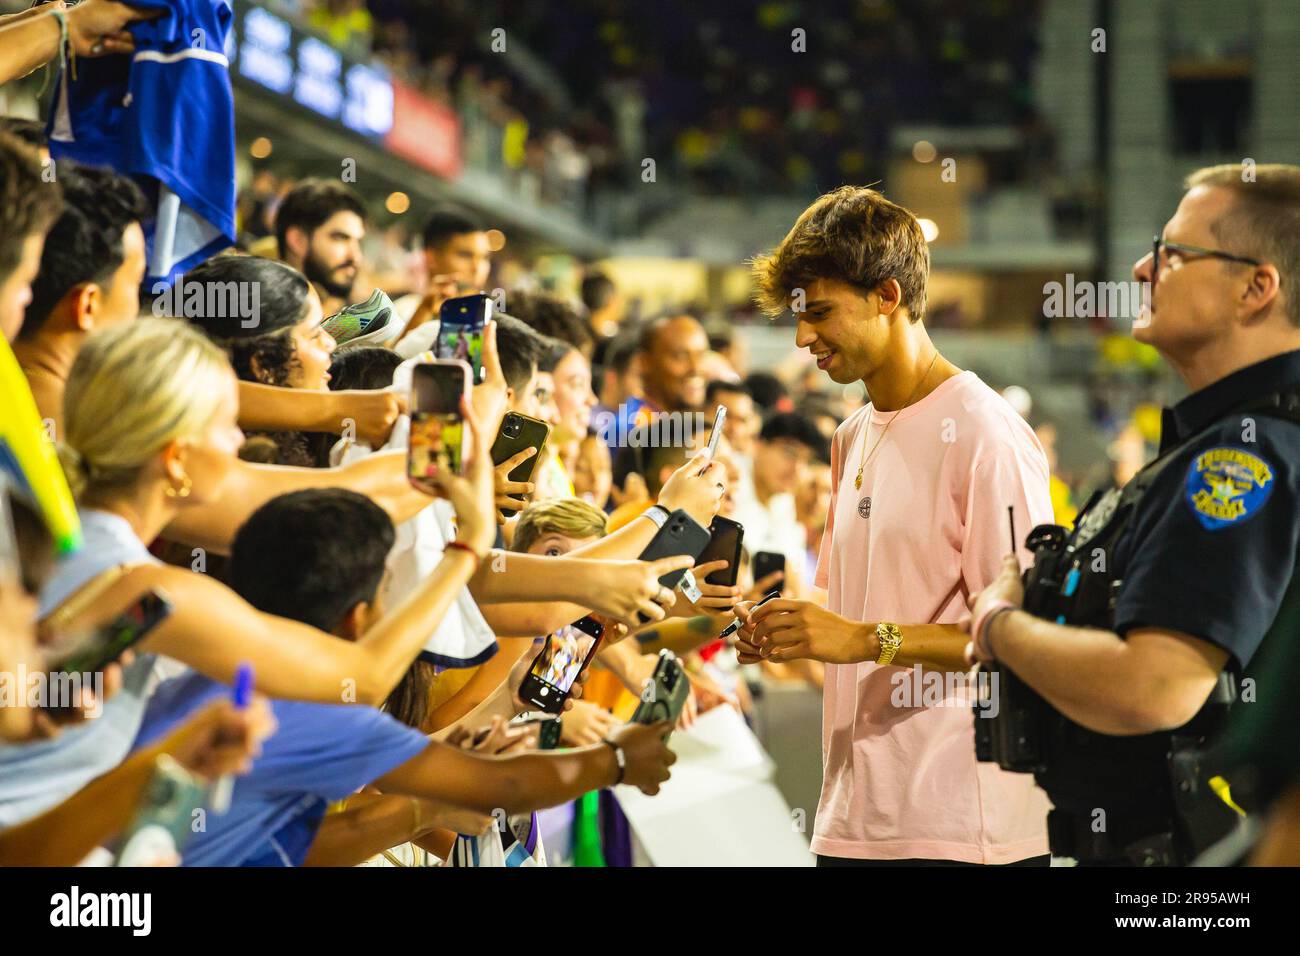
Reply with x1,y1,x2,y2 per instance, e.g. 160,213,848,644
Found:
255,0,1047,205
0,113,852,864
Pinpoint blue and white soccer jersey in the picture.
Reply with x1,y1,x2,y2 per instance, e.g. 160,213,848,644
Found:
48,0,236,283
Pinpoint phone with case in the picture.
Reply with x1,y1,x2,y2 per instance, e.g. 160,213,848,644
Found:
752,550,786,593
630,649,690,738
519,615,606,714
635,509,711,622
408,359,471,496
696,516,744,587
490,412,551,515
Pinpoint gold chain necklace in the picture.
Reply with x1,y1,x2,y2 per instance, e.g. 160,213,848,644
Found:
854,351,940,490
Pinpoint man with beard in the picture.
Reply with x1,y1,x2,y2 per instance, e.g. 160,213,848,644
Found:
276,179,367,315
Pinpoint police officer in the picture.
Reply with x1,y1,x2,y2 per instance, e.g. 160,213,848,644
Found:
967,163,1300,866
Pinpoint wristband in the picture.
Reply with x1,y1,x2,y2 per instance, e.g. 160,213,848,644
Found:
642,504,671,529
971,600,1016,662
600,737,626,785
444,540,483,565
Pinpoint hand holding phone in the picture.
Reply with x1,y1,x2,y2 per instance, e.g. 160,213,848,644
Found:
408,360,471,496
634,509,712,622
49,589,173,676
630,649,691,738
519,616,606,714
695,405,726,473
490,412,550,517
696,516,744,588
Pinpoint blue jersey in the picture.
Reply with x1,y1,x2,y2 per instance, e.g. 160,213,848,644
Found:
134,672,430,867
48,0,236,282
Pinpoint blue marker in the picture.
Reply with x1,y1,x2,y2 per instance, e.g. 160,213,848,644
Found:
211,662,254,814
232,662,254,708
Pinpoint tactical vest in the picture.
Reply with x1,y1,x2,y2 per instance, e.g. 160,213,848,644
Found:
974,387,1300,864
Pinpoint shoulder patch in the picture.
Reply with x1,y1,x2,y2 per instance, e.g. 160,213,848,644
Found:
1183,446,1275,530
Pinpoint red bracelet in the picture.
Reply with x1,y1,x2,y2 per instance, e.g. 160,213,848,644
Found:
444,540,483,565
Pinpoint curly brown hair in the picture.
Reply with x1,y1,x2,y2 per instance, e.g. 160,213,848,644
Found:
751,185,930,322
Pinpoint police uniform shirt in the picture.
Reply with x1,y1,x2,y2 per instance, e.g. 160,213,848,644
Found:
1111,349,1300,671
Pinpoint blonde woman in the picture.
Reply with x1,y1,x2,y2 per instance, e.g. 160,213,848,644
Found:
0,317,498,829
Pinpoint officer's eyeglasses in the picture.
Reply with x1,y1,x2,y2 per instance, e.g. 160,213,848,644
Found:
1151,236,1262,283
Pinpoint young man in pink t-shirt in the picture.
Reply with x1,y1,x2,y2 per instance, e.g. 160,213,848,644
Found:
736,186,1054,865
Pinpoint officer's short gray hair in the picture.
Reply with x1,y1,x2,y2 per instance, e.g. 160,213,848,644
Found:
1185,163,1300,328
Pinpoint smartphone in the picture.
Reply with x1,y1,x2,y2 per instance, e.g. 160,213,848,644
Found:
636,509,712,622
115,754,207,867
696,516,743,588
490,412,551,514
50,589,173,675
408,360,470,492
631,649,691,738
752,550,786,593
437,294,492,385
699,405,726,469
519,616,606,714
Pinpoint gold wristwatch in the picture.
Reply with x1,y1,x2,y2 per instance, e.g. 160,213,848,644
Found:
874,622,902,666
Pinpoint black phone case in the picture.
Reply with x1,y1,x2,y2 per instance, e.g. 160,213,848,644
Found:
490,413,551,483
631,650,690,737
752,550,786,590
697,517,744,587
519,617,605,714
54,594,173,675
635,510,711,622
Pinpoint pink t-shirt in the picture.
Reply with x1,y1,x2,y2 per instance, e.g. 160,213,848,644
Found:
812,370,1054,863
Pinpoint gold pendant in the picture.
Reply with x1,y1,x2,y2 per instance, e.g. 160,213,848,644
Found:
854,473,862,490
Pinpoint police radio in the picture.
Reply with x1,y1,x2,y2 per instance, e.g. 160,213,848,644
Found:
973,521,1072,773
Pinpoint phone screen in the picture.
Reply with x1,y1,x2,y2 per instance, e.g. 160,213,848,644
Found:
410,364,466,478
437,295,491,384
529,619,603,694
55,591,172,675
